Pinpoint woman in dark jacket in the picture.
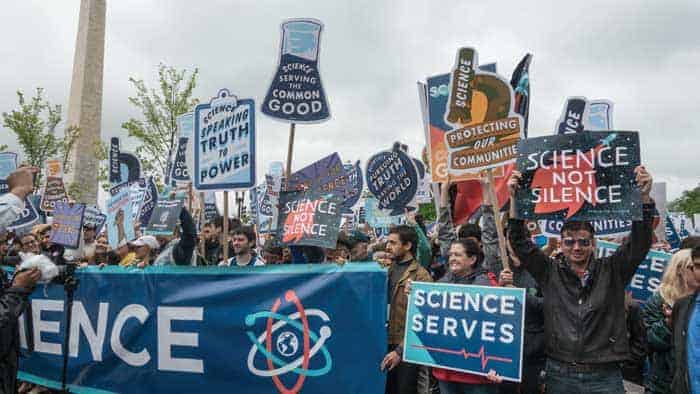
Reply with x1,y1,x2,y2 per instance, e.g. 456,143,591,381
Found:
642,248,698,393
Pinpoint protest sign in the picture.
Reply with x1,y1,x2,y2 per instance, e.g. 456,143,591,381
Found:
587,99,614,131
442,47,523,174
45,159,63,178
341,160,363,213
515,131,642,222
7,197,39,232
364,196,402,229
262,18,330,123
0,152,18,194
510,54,532,138
597,240,671,303
49,202,86,248
171,112,194,183
129,181,147,222
194,89,256,191
40,177,69,213
137,177,158,229
411,158,432,205
106,188,135,248
665,215,682,250
203,192,219,223
18,264,387,394
83,205,107,234
109,137,142,187
287,152,348,198
366,143,418,215
145,199,183,236
539,218,632,238
278,189,342,248
403,282,525,382
556,97,589,134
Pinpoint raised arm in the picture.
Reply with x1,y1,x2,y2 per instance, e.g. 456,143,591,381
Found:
506,171,551,285
608,166,655,284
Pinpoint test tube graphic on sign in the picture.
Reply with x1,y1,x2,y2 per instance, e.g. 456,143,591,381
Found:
262,18,330,123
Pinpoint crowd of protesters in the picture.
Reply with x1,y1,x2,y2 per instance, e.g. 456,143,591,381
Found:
2,164,700,394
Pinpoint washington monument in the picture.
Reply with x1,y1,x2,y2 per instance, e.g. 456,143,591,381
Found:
65,0,106,204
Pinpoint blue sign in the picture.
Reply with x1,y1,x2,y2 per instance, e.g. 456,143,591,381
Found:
364,197,402,229
366,143,418,215
556,97,588,134
341,161,363,213
597,240,671,303
194,89,256,191
0,151,17,194
287,152,348,198
84,205,107,234
172,112,194,183
203,192,219,223
665,215,682,250
138,177,158,229
262,18,330,123
8,197,39,231
106,188,135,248
17,264,387,394
404,282,525,382
50,202,86,248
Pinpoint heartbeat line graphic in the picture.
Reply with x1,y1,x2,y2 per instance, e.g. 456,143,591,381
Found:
411,344,513,370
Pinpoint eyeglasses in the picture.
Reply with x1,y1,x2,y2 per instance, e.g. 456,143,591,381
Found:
21,240,39,247
562,238,592,248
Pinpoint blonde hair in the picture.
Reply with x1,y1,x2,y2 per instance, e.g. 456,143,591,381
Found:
658,249,695,305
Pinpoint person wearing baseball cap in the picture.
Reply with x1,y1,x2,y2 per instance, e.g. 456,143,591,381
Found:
129,235,159,268
349,230,371,261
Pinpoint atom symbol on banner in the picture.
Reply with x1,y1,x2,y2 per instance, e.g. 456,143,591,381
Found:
245,290,332,394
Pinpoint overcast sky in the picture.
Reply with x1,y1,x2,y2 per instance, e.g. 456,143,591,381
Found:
1,0,698,203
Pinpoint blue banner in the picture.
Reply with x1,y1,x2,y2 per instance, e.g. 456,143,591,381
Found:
597,240,671,303
403,282,525,382
262,18,330,123
18,264,387,394
194,89,256,190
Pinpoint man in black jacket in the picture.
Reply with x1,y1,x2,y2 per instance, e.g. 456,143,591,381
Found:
506,166,654,394
671,246,700,394
1,267,40,394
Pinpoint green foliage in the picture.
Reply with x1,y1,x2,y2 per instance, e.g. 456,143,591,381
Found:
122,63,199,185
668,185,700,216
1,88,80,187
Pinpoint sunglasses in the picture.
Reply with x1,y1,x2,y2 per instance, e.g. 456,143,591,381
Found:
562,238,592,248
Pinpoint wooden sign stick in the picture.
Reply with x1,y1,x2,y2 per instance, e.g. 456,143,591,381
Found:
222,191,229,264
486,169,510,272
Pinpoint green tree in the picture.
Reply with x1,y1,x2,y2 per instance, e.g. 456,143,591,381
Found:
668,184,700,216
1,88,80,187
122,63,199,185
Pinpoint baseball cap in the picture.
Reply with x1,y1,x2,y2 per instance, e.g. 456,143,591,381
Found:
129,235,159,250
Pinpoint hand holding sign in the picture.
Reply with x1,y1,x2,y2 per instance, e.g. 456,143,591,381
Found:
7,166,38,200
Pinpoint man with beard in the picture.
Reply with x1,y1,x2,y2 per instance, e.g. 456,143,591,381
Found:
379,225,431,394
218,225,264,267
